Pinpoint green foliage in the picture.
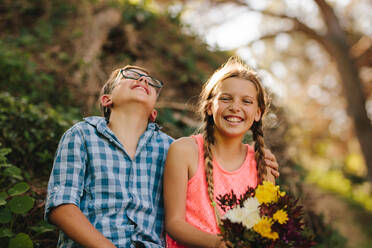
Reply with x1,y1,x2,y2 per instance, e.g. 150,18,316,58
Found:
306,212,347,248
0,40,74,106
29,221,55,234
8,196,35,215
0,146,55,248
8,233,33,248
313,225,347,248
307,168,372,211
0,207,12,224
8,183,30,197
156,108,198,138
0,0,76,42
119,0,157,28
0,93,74,174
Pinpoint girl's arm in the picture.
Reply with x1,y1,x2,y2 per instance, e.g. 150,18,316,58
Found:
49,204,116,248
164,139,226,248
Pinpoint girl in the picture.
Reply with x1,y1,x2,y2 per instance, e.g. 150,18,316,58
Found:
164,57,278,248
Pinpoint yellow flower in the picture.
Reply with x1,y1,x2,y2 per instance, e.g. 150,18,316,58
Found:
253,217,278,240
267,231,279,240
273,209,289,224
255,181,281,204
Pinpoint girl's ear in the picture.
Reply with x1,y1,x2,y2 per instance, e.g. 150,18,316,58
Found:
206,103,213,116
254,108,262,122
149,109,157,122
101,95,113,107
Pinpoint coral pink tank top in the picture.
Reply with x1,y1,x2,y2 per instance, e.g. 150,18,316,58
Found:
166,134,258,248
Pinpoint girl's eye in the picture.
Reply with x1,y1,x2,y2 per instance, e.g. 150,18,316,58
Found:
243,99,253,104
219,97,231,102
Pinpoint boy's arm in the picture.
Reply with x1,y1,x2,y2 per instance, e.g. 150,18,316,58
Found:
164,139,226,248
45,126,115,247
263,148,279,183
49,204,116,248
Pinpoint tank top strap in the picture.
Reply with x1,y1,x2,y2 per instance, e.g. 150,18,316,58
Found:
191,134,205,168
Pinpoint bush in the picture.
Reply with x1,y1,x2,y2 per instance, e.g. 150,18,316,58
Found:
0,40,74,107
0,93,77,176
0,145,57,248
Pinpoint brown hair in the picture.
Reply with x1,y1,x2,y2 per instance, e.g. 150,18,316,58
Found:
99,65,150,122
198,56,268,222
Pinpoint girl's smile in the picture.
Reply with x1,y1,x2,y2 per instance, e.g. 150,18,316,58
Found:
208,77,261,138
224,115,244,123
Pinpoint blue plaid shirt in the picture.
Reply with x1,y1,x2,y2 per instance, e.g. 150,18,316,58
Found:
45,116,173,248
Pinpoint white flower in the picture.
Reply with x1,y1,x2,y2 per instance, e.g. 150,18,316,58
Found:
224,206,246,223
241,197,261,229
242,197,260,210
223,197,261,229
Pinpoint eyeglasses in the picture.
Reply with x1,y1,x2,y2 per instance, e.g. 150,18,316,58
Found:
119,69,163,91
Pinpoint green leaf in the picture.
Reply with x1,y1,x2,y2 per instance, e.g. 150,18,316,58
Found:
3,166,23,180
0,148,11,161
8,182,30,196
0,192,8,198
9,196,34,214
0,192,8,206
0,227,13,238
0,162,13,168
0,207,12,224
30,220,55,233
9,233,33,248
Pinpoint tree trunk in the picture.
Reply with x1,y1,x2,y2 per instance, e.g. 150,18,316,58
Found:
315,0,372,182
71,8,122,114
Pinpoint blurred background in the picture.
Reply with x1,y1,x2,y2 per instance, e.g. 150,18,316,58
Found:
0,0,371,247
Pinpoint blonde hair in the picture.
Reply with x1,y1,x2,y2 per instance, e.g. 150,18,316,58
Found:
198,57,268,221
99,65,150,122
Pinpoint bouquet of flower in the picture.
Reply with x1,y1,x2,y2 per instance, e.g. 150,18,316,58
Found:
216,181,315,248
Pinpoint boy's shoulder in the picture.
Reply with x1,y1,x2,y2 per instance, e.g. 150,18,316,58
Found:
63,116,106,136
148,123,174,145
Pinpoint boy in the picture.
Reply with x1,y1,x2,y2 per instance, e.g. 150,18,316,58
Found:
45,64,280,248
45,65,173,248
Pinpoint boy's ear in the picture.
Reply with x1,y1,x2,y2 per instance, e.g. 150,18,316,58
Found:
101,95,113,107
149,109,157,122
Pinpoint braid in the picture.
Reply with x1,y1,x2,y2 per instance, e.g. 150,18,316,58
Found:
197,56,269,225
201,115,222,225
252,120,266,183
202,115,215,204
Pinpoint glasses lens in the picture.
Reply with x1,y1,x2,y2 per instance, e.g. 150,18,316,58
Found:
122,69,163,90
149,79,163,89
122,70,140,79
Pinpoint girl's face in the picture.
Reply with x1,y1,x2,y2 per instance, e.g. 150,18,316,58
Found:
207,77,261,139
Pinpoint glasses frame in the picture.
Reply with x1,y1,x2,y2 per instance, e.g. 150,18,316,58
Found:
119,69,163,91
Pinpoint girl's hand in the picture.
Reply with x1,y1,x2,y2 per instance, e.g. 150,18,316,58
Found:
217,240,231,248
264,148,279,178
215,237,231,248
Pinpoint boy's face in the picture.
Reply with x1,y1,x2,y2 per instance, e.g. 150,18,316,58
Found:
106,68,160,113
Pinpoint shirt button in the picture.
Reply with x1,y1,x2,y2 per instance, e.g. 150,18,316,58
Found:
53,186,59,191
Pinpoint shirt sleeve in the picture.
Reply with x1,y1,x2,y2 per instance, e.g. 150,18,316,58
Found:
44,125,87,222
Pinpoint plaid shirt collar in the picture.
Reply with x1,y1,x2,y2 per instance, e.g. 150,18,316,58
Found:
84,116,161,157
